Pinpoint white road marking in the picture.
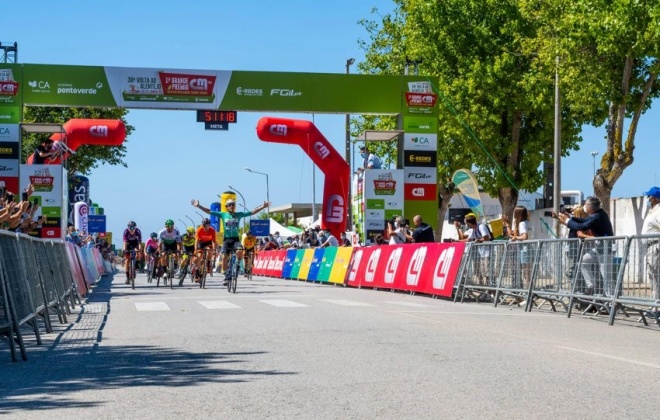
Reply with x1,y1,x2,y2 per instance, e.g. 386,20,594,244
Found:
557,346,660,369
198,301,241,309
135,302,170,311
260,300,309,308
319,299,375,307
380,301,429,308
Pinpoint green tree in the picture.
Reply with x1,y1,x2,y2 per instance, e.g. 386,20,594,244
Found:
359,1,587,224
522,0,660,213
21,107,134,175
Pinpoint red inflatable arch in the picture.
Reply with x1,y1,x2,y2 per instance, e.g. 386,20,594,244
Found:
256,117,350,240
27,119,126,164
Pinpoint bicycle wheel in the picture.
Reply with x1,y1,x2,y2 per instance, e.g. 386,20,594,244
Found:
231,255,239,293
131,258,136,290
169,255,175,290
147,258,154,283
199,260,207,289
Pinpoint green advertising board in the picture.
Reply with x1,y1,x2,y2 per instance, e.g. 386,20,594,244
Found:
316,247,338,283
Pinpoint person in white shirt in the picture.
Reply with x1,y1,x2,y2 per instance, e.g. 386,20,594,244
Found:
642,187,660,300
319,228,339,248
509,205,531,288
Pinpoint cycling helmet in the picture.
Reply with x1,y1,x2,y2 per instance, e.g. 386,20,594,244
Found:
187,226,195,233
150,232,157,239
128,221,136,229
202,217,211,226
165,219,174,227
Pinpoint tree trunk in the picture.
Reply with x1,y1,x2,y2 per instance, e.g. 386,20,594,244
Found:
498,187,519,221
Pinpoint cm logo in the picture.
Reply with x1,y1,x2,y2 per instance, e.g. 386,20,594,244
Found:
313,141,330,159
269,124,287,136
325,194,344,223
364,248,382,283
406,246,427,286
89,126,108,137
433,247,456,290
384,247,403,284
346,249,364,282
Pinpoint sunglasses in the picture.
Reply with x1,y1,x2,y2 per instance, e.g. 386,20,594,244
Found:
227,203,235,207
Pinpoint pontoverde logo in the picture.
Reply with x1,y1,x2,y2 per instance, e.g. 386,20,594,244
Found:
56,82,104,95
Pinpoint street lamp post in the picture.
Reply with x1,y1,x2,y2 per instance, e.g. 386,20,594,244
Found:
345,58,355,231
590,151,599,178
245,167,269,216
178,218,188,229
185,215,196,229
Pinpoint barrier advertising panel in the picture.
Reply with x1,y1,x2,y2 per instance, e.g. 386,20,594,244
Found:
297,249,315,280
329,247,354,284
316,247,337,283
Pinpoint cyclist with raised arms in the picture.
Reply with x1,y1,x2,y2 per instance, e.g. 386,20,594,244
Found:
194,218,217,281
158,219,182,282
192,197,269,284
122,221,142,284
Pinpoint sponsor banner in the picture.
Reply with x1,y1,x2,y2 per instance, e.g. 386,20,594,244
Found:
281,249,298,278
289,249,305,279
0,141,19,159
404,150,437,167
404,167,436,185
0,124,19,142
0,159,18,176
20,64,438,114
249,219,270,236
0,176,18,194
253,252,270,276
366,209,384,220
265,250,287,277
403,116,436,134
328,246,354,284
307,248,326,281
345,242,465,296
316,247,336,283
363,169,404,239
404,183,437,201
0,65,22,105
297,249,316,280
20,164,63,224
403,133,437,151
0,107,20,124
404,201,437,234
40,226,60,239
88,214,107,234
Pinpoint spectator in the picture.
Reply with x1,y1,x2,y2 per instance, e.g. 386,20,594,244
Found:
642,186,660,301
65,225,82,245
412,215,435,243
387,216,410,245
509,206,531,288
31,139,59,164
554,196,613,295
566,205,588,286
319,228,339,248
357,144,382,172
339,232,352,247
455,213,491,284
373,234,386,245
273,231,284,248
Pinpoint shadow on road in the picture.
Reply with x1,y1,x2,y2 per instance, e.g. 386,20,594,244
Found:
0,272,295,414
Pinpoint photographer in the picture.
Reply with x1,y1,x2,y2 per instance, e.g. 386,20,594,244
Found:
387,216,411,245
552,196,613,295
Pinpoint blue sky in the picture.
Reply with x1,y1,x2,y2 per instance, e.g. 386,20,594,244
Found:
5,0,659,246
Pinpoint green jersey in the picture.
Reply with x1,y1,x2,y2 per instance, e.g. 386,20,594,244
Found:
211,210,251,239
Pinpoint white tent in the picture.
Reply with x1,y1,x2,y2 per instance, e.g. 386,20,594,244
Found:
268,218,299,238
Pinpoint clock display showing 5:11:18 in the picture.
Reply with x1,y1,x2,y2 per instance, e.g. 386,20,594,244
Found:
196,110,238,123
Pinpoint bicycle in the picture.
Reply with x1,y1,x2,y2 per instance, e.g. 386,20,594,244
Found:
197,247,213,289
164,251,178,290
244,249,255,281
127,249,137,290
227,248,240,293
146,251,158,284
178,251,192,286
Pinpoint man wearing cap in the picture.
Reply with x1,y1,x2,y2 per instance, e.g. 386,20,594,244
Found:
191,197,269,284
357,144,382,172
32,139,57,164
642,187,660,300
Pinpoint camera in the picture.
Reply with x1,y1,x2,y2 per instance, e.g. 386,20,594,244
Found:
543,210,553,217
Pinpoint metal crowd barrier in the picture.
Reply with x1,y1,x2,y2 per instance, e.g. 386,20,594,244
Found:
1,232,103,362
453,235,659,328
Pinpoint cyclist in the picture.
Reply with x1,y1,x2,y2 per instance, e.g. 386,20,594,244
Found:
158,219,182,282
192,197,269,284
144,232,159,277
122,221,142,284
194,218,217,282
242,229,257,275
180,226,196,272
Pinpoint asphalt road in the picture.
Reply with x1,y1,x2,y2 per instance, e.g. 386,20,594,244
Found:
1,270,658,419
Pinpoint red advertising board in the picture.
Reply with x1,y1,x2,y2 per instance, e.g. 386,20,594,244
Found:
345,242,466,297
